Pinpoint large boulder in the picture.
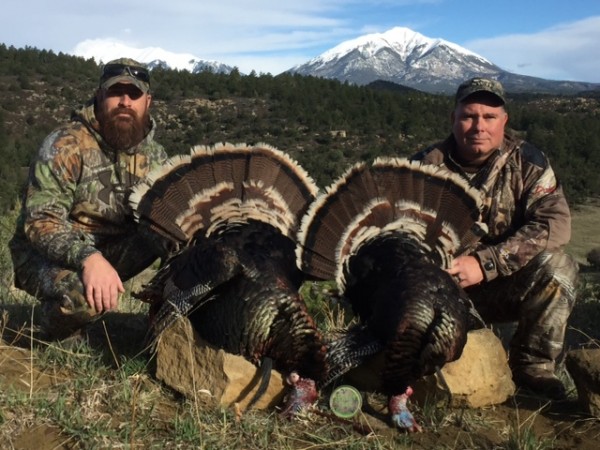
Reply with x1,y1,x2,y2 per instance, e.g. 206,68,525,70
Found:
154,317,286,411
565,349,600,417
415,328,515,407
345,328,515,408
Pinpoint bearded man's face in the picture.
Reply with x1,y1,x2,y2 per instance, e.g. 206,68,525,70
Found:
96,83,152,151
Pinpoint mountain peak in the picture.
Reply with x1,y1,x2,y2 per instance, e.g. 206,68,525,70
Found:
307,26,488,68
289,26,600,95
290,27,507,93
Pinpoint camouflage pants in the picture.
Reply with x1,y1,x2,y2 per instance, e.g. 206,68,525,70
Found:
11,233,160,339
465,250,578,374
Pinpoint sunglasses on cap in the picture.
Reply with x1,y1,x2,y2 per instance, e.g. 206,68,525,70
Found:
101,64,150,84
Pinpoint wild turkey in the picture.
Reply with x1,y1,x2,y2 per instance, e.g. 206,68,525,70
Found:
297,157,487,431
129,142,327,413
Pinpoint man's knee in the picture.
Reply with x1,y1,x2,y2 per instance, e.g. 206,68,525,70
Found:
528,250,578,313
508,250,578,370
535,250,578,287
40,289,100,340
18,267,101,340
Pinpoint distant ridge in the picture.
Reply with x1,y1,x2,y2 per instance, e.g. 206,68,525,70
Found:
366,80,424,95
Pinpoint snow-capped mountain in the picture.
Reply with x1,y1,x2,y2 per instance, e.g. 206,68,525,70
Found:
69,33,598,95
289,27,498,92
289,27,599,94
73,39,236,75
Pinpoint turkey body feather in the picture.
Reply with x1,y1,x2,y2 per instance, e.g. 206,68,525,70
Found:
297,157,487,430
130,143,327,408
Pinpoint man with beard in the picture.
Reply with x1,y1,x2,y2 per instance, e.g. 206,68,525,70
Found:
9,58,168,342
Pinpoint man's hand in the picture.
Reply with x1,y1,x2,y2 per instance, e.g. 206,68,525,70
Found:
446,255,484,288
81,253,125,313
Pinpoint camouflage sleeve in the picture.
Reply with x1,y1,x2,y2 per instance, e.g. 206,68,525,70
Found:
474,164,571,282
23,130,100,270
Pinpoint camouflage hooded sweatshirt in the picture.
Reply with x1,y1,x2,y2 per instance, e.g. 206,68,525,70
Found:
10,98,168,273
412,133,572,282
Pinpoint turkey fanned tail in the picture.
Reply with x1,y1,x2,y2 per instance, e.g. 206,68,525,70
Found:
131,143,327,412
297,158,487,430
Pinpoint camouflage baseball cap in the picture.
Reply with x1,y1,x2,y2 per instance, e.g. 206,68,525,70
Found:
455,77,505,105
99,57,150,93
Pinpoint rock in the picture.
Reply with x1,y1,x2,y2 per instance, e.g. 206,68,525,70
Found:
0,345,61,392
155,317,286,411
415,328,515,407
586,248,600,269
565,349,600,417
345,328,515,408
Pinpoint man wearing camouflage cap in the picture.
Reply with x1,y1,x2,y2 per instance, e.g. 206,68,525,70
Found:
9,57,168,342
411,77,578,400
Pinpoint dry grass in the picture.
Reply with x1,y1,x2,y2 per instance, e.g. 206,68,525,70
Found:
567,197,600,265
0,203,600,448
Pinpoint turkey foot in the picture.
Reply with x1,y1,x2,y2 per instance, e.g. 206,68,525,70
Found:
389,386,423,432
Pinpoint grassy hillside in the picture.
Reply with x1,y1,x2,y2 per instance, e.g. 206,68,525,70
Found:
2,45,600,213
0,200,599,449
567,198,600,265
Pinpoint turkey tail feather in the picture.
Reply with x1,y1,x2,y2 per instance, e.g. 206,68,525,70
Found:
297,158,487,288
131,143,318,244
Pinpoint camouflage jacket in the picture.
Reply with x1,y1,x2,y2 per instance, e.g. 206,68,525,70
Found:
10,98,168,271
412,133,571,282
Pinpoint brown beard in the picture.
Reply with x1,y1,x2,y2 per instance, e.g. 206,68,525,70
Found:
100,108,149,151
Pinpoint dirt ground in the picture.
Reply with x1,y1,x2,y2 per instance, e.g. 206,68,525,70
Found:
1,267,600,449
371,394,600,449
1,335,600,450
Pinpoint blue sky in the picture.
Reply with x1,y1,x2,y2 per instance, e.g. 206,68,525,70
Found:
2,0,600,82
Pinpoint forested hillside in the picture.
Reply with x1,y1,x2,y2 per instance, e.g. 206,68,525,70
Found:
1,44,599,213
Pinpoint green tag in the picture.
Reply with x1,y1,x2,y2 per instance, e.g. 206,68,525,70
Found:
329,385,362,418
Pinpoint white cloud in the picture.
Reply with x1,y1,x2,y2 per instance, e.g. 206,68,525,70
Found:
73,39,201,70
466,16,600,82
72,38,304,75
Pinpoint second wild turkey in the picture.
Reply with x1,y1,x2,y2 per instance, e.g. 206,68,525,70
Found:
297,157,487,431
129,143,327,414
